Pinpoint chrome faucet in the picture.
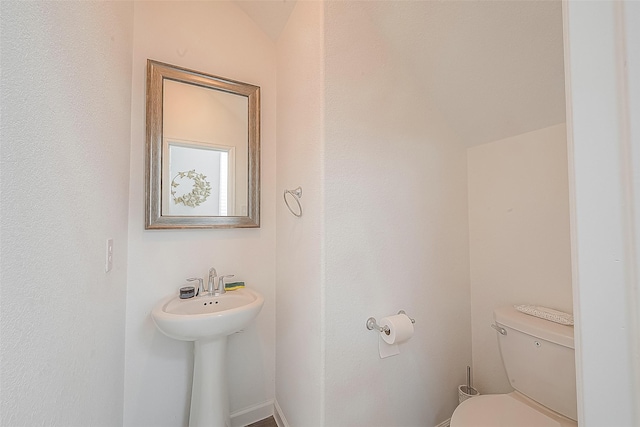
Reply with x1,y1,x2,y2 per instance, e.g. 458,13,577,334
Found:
207,267,217,295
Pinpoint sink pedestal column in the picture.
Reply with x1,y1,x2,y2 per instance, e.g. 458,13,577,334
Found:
189,337,229,427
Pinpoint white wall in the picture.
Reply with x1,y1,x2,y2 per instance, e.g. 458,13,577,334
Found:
0,2,133,425
275,3,474,425
564,1,640,425
275,2,325,426
624,3,640,418
123,2,277,426
322,3,472,425
467,123,572,394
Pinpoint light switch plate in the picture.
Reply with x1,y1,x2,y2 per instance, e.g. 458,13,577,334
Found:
106,238,113,272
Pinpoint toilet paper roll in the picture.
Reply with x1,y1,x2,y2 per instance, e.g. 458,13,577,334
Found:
380,313,414,345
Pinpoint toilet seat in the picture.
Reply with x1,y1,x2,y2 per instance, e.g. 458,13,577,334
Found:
450,392,577,427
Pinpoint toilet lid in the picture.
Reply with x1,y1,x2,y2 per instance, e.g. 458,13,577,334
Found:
450,393,577,427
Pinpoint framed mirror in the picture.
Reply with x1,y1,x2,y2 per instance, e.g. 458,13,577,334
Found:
145,59,260,229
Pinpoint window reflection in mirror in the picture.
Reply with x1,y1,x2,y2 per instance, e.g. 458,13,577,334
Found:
162,140,237,216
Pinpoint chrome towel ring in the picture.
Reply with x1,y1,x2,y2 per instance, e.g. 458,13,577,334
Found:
284,186,303,217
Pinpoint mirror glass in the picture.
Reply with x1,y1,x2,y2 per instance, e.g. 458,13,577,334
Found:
146,60,260,229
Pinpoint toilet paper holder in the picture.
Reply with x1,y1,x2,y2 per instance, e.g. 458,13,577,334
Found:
366,310,415,335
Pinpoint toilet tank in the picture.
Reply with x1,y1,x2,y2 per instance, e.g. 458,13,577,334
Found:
494,306,577,421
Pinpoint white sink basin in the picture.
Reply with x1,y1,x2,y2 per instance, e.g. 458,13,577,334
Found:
152,288,264,341
151,287,264,427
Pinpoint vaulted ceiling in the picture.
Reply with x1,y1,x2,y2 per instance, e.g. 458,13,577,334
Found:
235,0,565,147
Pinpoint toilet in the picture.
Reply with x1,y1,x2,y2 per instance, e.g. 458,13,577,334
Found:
451,306,578,427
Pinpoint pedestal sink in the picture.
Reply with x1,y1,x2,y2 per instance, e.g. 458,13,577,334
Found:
151,288,264,427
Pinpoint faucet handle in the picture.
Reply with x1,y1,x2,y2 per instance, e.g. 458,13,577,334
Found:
186,277,203,296
217,275,235,293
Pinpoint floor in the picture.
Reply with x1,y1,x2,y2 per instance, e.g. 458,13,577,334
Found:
246,416,277,427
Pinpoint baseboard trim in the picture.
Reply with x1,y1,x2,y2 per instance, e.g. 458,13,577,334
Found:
230,400,274,427
435,418,451,427
273,399,290,427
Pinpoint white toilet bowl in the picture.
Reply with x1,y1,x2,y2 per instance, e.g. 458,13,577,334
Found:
450,306,578,427
451,391,577,427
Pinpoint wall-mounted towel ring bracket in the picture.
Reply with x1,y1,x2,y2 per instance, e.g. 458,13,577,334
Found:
366,310,415,335
284,186,303,217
